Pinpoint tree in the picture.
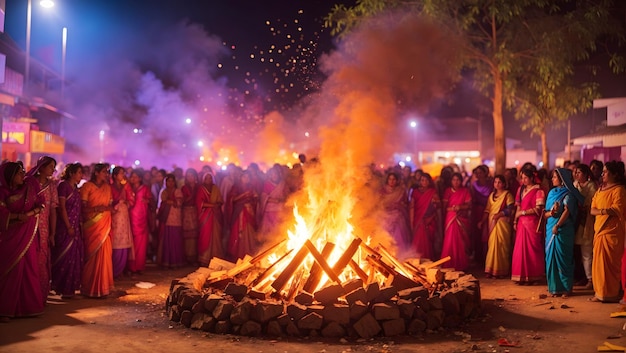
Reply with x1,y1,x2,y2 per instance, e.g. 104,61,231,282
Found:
326,0,624,173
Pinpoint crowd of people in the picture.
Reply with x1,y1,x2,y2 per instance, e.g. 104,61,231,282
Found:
0,155,625,323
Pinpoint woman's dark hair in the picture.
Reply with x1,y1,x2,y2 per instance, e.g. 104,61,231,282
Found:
386,171,400,184
519,168,537,184
451,172,463,183
605,161,626,185
61,163,83,181
493,174,507,189
90,163,108,182
112,166,125,178
129,169,144,184
3,161,24,186
420,173,434,188
575,164,594,183
185,168,198,183
165,173,176,186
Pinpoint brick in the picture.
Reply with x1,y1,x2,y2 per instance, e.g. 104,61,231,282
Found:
276,313,292,326
190,313,215,332
314,284,344,304
415,296,430,312
251,301,284,323
382,318,406,336
349,301,368,321
294,291,314,305
266,320,283,337
224,282,248,301
168,304,181,322
397,299,416,319
352,313,381,339
214,320,232,334
322,304,350,325
248,289,268,300
440,290,460,315
204,294,224,312
345,287,368,305
407,318,427,334
366,282,380,302
178,289,202,310
427,296,443,310
212,300,234,320
321,321,346,338
285,320,301,336
298,312,323,330
373,286,397,303
372,303,400,321
230,301,253,325
426,309,444,330
191,297,206,314
397,286,428,301
240,320,262,336
180,310,193,328
306,305,325,316
286,303,308,321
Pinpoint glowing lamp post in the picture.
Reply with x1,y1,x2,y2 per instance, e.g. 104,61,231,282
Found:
25,0,55,86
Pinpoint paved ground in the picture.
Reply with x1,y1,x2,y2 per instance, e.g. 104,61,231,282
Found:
1,263,626,353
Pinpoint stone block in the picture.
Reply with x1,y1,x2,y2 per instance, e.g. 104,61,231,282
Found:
427,296,443,310
382,318,405,336
298,312,323,330
230,300,253,325
397,299,416,319
286,302,308,321
365,282,380,303
414,296,430,312
306,305,325,316
440,290,460,315
214,320,232,334
240,320,263,336
426,309,444,330
191,297,206,314
212,300,234,320
204,294,224,312
314,284,344,304
168,304,181,322
372,303,400,321
178,290,201,310
321,321,346,337
397,286,428,301
443,314,462,328
322,304,350,325
224,282,248,302
276,313,292,326
266,320,283,337
294,291,314,305
350,301,368,321
407,318,427,334
180,310,193,328
190,313,215,332
285,320,301,336
345,287,368,305
251,301,284,323
352,313,381,339
414,306,427,321
373,286,397,303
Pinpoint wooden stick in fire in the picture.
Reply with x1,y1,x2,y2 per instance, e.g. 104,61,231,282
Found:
251,249,293,288
303,240,343,285
303,242,336,293
271,244,311,293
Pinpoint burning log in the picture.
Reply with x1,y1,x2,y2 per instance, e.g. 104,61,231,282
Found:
349,260,368,283
271,243,311,293
303,240,343,285
303,242,336,293
251,249,293,289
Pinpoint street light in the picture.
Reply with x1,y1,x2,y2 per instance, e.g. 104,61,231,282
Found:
25,0,55,86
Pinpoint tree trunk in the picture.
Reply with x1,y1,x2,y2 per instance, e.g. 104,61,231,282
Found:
541,129,549,170
492,71,506,175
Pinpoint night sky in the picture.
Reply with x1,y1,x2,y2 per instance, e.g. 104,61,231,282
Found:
3,0,625,168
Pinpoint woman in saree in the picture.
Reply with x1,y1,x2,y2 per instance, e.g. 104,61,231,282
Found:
573,164,597,289
156,174,185,268
0,162,45,321
511,168,546,285
51,163,84,299
227,171,260,261
440,172,472,271
80,163,113,298
469,165,493,266
409,173,440,260
25,156,58,305
127,169,153,275
195,173,224,266
110,166,133,278
181,168,199,265
544,168,584,297
589,161,626,303
480,175,515,278
380,172,412,249
257,165,288,245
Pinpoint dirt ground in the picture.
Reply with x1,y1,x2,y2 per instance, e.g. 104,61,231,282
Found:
2,263,626,353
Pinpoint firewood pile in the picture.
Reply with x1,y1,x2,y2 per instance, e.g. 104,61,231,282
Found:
166,238,481,338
